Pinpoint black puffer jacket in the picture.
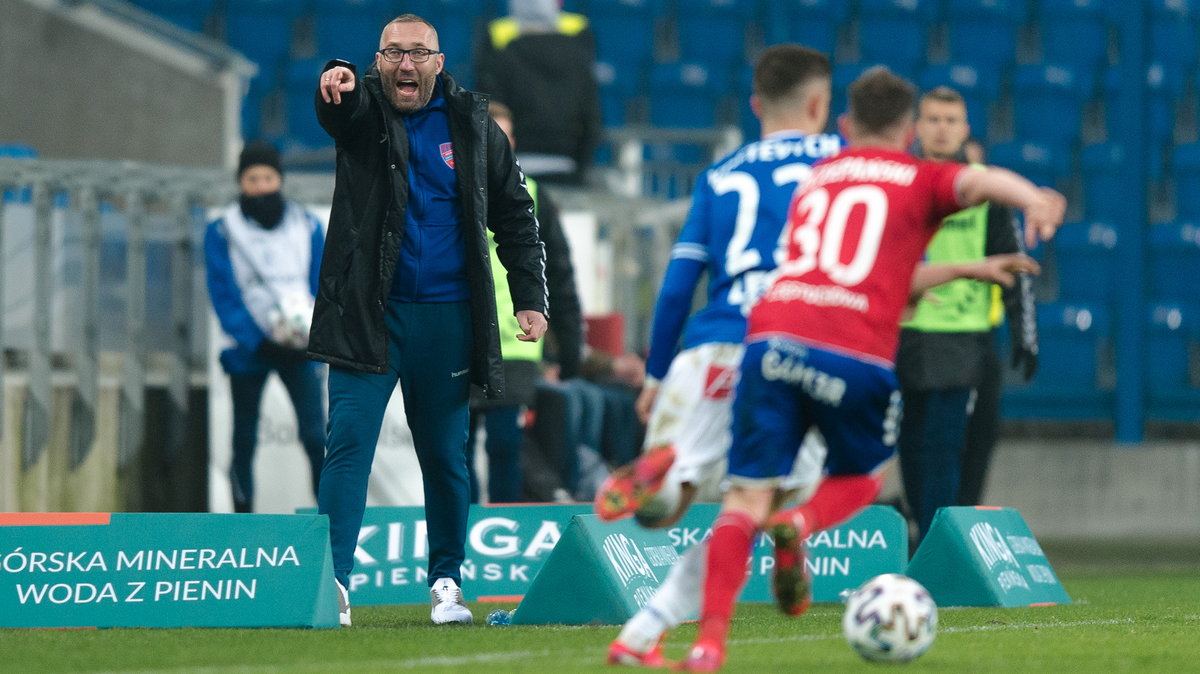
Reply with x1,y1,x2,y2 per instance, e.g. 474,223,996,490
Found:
308,60,548,398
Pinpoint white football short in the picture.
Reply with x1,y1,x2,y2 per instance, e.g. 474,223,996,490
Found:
644,342,826,503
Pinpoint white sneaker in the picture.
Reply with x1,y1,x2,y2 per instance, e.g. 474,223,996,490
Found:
430,577,473,625
336,580,351,627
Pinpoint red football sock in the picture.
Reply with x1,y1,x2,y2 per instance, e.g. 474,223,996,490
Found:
785,473,885,537
697,510,759,646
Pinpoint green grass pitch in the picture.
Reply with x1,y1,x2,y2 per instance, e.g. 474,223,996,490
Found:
2,540,1197,673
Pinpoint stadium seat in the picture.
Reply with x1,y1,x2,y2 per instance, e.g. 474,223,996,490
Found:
988,140,1070,189
284,58,335,151
595,58,642,127
675,0,756,72
1002,302,1114,420
1080,143,1126,221
1051,220,1118,303
1172,143,1200,221
1149,0,1198,70
647,61,728,129
919,63,1002,142
589,0,667,74
1012,64,1092,148
1102,64,1184,181
129,0,214,33
855,0,937,75
1038,0,1111,74
1145,301,1200,421
761,0,851,56
831,62,873,124
312,0,391,65
1148,220,1200,302
224,0,303,92
945,0,1027,71
407,0,487,87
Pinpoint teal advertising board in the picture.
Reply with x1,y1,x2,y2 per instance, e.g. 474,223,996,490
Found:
906,506,1071,607
307,504,593,606
669,504,906,603
0,513,338,628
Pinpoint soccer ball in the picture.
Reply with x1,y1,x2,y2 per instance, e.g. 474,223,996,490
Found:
841,573,938,663
268,292,314,349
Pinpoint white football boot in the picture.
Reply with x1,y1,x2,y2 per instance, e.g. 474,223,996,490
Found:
430,577,473,625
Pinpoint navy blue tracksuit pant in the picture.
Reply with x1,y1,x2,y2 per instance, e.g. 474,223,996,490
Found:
318,300,472,588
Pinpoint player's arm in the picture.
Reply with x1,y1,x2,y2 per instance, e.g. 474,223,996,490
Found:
955,166,1067,248
909,253,1041,301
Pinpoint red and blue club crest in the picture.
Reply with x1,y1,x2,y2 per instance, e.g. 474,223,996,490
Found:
440,142,455,169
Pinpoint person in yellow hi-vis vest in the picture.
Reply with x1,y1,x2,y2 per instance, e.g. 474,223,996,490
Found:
474,0,601,185
464,101,584,503
896,87,1039,544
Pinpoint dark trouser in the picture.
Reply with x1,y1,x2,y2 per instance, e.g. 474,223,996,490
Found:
961,342,1002,506
228,362,326,513
466,405,524,503
318,301,472,588
898,387,972,543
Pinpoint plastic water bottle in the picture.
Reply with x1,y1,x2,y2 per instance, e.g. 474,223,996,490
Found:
485,609,512,626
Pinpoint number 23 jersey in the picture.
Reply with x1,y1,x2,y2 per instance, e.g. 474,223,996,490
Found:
748,148,968,366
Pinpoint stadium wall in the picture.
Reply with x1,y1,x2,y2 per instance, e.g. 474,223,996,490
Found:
0,0,250,166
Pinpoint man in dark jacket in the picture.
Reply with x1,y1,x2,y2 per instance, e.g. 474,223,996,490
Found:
475,0,602,185
313,14,548,627
897,86,1039,545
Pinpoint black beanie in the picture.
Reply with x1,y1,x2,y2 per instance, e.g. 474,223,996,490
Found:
237,141,282,178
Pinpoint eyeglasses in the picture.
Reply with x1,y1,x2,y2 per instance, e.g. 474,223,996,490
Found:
377,48,441,63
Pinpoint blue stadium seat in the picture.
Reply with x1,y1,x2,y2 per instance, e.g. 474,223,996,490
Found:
675,0,756,71
945,0,1027,70
647,61,728,129
224,0,303,91
1080,143,1126,221
1103,63,1184,181
1149,0,1198,70
1052,220,1118,303
0,145,37,203
1148,220,1200,302
1172,143,1200,221
761,0,851,55
284,58,335,151
855,0,937,75
919,63,1002,141
989,141,1070,188
594,58,642,127
1012,63,1092,148
831,62,873,123
589,0,667,74
407,0,487,87
1145,301,1200,421
1038,0,1110,73
1003,302,1114,420
313,0,391,65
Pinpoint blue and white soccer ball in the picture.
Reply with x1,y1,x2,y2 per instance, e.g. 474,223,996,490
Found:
841,573,938,663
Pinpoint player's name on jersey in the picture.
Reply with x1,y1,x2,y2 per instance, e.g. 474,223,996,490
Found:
717,133,842,173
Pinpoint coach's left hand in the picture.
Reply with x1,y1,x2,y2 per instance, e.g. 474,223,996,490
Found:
515,310,548,342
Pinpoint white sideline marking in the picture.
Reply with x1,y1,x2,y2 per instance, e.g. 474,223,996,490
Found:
92,617,1140,673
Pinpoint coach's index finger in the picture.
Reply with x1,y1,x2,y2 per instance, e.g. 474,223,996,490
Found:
320,67,353,105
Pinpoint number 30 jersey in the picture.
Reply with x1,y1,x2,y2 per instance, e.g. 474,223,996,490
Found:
644,131,842,381
748,148,968,366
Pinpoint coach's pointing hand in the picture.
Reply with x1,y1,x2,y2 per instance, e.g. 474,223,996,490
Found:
319,67,356,105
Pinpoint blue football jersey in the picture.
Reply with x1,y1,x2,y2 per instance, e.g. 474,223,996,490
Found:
645,131,842,380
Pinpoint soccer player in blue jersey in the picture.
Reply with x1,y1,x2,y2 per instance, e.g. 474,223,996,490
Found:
600,44,839,667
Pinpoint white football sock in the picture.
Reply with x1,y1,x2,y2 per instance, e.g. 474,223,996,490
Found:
616,540,707,652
